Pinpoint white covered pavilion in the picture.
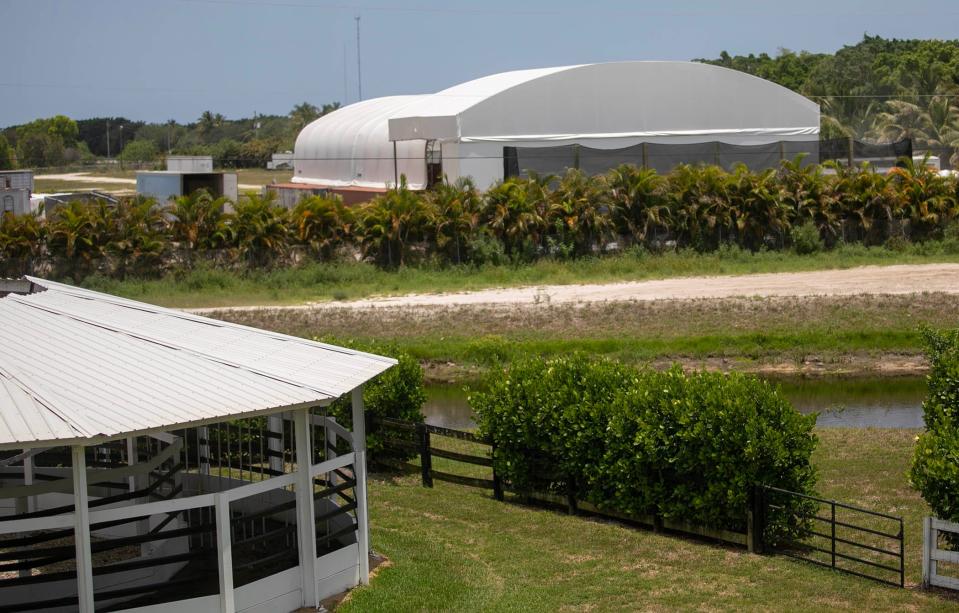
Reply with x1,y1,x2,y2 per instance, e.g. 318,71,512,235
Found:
291,61,820,192
0,278,395,612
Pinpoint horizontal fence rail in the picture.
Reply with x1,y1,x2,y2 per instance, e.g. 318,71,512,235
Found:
923,516,959,591
759,485,904,588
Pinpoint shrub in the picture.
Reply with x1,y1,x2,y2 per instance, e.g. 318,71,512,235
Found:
791,221,824,255
910,328,959,523
324,339,426,464
472,355,818,533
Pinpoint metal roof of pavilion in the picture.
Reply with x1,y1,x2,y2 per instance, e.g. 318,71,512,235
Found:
0,277,396,450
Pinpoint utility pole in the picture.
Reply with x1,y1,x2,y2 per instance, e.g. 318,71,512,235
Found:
343,42,349,104
355,15,362,101
106,120,111,159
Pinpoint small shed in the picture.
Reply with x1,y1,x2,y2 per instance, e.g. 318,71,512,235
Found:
136,171,238,203
0,278,395,612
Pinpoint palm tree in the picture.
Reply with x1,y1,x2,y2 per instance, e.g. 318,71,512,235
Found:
169,189,232,255
426,177,481,264
871,100,935,144
482,177,545,259
920,96,959,148
198,111,217,136
107,195,168,278
546,169,612,257
289,102,321,133
46,199,112,278
665,164,732,250
230,191,291,267
603,164,668,245
292,194,353,260
0,211,44,276
356,180,429,268
727,165,789,251
778,157,840,244
888,158,959,241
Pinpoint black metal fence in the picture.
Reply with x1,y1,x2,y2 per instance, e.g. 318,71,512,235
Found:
756,485,905,588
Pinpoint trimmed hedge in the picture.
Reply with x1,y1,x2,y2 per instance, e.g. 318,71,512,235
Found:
911,328,959,523
471,356,818,533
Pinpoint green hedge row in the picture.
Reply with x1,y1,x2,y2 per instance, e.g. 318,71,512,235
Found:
471,356,818,533
911,328,959,523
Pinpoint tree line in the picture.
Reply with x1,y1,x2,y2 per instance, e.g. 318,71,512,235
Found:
2,158,958,280
700,36,959,162
0,101,341,170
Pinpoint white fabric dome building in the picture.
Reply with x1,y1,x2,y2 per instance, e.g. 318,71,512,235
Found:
291,61,819,197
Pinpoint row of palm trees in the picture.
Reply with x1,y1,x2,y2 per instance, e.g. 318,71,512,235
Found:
823,95,959,160
1,159,957,278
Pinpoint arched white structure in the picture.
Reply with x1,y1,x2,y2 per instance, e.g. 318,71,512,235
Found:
292,61,819,191
292,96,429,190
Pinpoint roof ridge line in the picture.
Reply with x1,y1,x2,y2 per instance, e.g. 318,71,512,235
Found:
24,277,397,365
8,295,343,398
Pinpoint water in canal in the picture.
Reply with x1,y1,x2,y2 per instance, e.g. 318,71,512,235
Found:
423,376,928,430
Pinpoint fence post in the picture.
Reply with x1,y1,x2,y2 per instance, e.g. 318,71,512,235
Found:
748,484,765,554
490,442,504,501
831,501,837,569
566,473,577,516
922,516,931,588
417,423,433,488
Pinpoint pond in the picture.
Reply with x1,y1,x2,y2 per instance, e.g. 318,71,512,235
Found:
422,376,928,430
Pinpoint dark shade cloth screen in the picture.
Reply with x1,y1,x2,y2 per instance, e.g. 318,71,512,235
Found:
503,138,909,179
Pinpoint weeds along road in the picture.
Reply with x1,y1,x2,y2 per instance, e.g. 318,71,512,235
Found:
189,263,959,312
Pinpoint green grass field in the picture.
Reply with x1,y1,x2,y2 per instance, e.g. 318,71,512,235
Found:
338,429,955,612
84,244,959,309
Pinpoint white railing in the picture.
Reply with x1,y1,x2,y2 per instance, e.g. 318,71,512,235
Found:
923,516,959,591
0,451,361,613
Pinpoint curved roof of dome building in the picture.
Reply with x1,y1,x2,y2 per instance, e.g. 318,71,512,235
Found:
387,61,819,143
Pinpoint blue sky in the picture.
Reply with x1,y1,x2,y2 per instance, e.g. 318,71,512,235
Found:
3,0,959,126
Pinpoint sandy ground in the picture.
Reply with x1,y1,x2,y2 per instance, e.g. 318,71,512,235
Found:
35,172,261,190
190,263,959,313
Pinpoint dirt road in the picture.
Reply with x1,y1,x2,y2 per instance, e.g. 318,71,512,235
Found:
190,263,959,313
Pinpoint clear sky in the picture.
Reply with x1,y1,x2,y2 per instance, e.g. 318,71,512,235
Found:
3,0,959,126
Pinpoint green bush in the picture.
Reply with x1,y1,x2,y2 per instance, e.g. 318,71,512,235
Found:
472,355,818,533
910,328,959,523
324,339,426,463
792,221,824,255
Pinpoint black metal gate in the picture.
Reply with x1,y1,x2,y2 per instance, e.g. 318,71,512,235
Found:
757,485,905,588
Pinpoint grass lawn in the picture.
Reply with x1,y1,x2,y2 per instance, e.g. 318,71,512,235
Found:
338,429,954,612
83,244,959,309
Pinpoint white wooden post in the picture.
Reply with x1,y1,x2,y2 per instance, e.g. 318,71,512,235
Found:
17,449,34,578
351,386,370,584
72,445,95,613
294,408,318,607
215,493,235,613
267,415,284,474
922,516,932,587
